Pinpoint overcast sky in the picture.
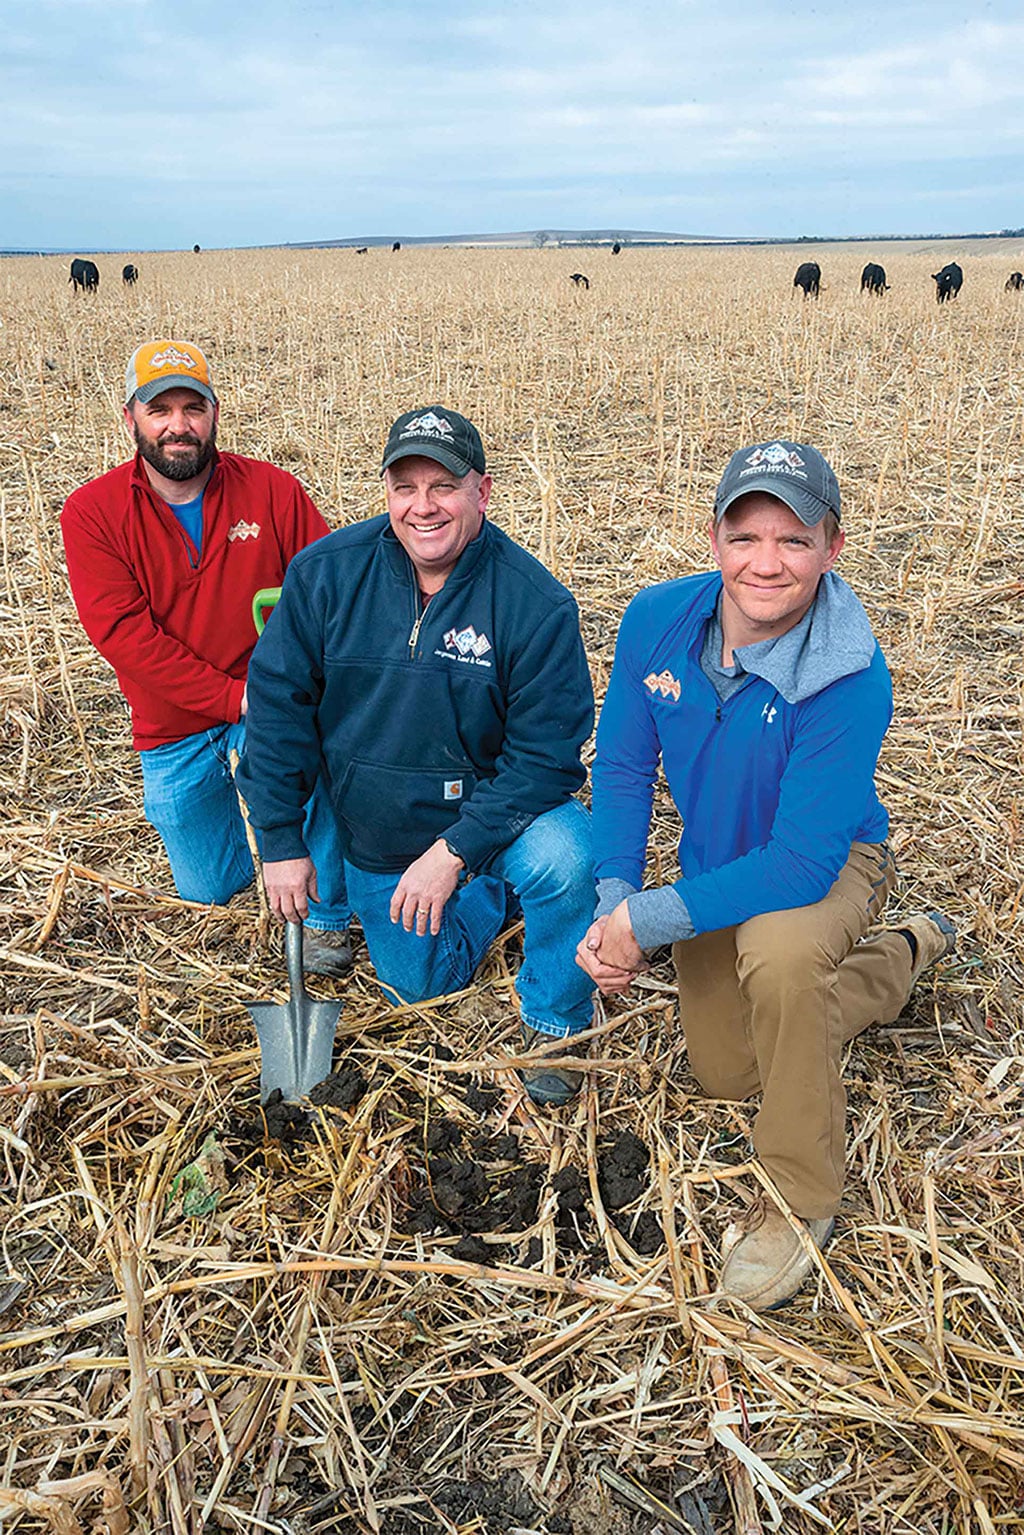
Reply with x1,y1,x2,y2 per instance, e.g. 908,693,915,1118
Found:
4,0,1024,250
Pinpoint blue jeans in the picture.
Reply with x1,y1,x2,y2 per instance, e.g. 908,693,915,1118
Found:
343,799,595,1037
139,721,351,930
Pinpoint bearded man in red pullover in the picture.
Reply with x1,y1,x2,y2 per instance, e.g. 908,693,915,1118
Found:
61,339,352,974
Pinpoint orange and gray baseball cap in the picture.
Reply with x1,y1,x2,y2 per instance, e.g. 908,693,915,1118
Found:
124,339,217,406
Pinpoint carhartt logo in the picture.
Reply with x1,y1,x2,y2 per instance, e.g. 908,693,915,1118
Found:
644,670,681,701
444,780,463,800
445,624,492,659
227,520,260,542
401,411,454,441
762,703,777,725
150,345,200,372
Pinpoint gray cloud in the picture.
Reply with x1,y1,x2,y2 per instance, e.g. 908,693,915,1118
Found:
2,1,1024,247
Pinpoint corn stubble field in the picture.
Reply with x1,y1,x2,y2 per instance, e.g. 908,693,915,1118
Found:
1,241,1023,1534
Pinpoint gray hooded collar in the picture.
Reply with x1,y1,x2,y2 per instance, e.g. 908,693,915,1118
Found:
731,571,878,705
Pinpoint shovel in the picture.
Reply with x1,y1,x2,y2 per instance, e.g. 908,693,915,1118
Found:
248,921,342,1103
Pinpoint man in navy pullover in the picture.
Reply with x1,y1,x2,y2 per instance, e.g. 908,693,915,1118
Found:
577,441,955,1309
239,407,595,1106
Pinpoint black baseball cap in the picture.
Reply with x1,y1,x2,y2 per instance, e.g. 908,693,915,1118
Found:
381,406,486,478
714,441,841,527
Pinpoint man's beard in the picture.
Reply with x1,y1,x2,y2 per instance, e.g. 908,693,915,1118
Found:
134,421,216,482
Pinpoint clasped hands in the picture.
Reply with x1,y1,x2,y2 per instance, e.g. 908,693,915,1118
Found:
575,900,648,995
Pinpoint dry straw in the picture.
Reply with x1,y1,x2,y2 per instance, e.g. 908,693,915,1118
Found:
1,240,1023,1532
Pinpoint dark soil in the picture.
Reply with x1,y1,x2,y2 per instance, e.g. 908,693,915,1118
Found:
223,1088,313,1148
598,1130,649,1209
221,1067,366,1152
309,1065,367,1110
400,1113,543,1242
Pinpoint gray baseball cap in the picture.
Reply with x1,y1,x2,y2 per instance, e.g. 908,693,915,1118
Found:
381,406,485,478
714,441,841,527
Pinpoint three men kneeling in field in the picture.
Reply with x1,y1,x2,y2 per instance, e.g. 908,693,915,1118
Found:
63,341,954,1310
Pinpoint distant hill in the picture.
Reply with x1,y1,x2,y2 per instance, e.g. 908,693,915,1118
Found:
283,228,720,250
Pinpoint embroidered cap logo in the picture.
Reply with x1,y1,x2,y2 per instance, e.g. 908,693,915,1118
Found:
744,443,806,474
150,345,202,373
400,411,455,441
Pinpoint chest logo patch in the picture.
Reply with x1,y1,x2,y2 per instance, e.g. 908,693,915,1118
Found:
444,779,464,800
445,624,492,659
227,520,260,542
644,670,681,701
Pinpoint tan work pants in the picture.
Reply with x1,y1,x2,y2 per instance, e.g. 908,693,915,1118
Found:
672,841,907,1221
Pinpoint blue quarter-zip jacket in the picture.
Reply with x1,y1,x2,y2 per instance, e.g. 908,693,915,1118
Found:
238,514,593,873
592,571,892,936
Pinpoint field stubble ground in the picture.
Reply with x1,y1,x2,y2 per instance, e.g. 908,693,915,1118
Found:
0,241,1023,1533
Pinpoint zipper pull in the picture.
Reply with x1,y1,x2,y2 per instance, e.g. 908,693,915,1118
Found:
408,610,424,657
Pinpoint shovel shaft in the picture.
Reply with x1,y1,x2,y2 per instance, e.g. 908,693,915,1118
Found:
284,918,307,1000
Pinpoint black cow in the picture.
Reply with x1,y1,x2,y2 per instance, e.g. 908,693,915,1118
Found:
356,247,368,255
932,263,963,303
193,244,201,254
1005,271,1024,292
69,258,99,293
860,262,888,295
122,264,139,286
392,241,401,252
569,272,590,289
793,261,821,297
611,241,622,254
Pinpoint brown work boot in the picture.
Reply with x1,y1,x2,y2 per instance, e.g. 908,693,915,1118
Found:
900,911,956,988
519,1026,584,1108
299,926,354,978
719,1198,835,1312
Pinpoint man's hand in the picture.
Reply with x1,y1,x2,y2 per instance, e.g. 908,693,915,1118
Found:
240,684,248,718
575,906,647,995
263,856,319,923
390,840,464,936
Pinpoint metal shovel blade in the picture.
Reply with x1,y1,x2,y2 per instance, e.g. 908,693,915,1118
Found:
248,921,343,1103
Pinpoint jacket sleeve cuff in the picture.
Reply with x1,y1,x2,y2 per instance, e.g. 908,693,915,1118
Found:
626,887,695,950
440,821,495,875
595,876,638,920
259,825,311,864
227,676,247,723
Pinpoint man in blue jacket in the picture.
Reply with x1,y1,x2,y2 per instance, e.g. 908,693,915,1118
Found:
238,407,595,1106
577,440,955,1309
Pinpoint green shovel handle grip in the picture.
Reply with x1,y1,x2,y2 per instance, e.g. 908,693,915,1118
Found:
252,587,282,636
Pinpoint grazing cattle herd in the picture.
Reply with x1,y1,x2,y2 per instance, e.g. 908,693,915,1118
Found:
59,251,1024,305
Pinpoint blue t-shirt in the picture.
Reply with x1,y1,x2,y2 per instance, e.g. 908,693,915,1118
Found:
167,491,204,559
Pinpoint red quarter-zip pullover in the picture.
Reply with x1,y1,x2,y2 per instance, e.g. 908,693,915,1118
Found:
61,451,330,749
